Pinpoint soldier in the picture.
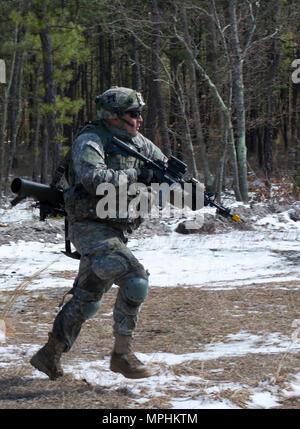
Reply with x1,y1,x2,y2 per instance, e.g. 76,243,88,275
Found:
30,87,167,380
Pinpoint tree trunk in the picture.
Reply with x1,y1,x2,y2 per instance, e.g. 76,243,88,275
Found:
40,120,48,184
131,36,142,92
169,48,184,158
176,70,198,178
145,71,157,143
257,126,263,168
5,33,26,193
182,6,210,184
263,3,281,180
0,27,18,197
228,0,248,202
98,25,105,93
32,101,41,181
209,0,229,193
106,39,112,89
175,23,242,200
150,0,170,155
39,13,60,179
216,113,228,198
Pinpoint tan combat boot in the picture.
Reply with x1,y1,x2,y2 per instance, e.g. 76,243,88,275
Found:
30,333,66,380
110,334,152,379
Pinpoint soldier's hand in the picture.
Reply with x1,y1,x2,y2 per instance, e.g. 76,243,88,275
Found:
136,167,154,185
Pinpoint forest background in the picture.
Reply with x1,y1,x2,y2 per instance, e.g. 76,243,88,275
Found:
0,0,299,203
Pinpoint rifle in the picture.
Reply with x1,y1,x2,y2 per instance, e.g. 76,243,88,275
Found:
10,138,242,223
111,136,242,222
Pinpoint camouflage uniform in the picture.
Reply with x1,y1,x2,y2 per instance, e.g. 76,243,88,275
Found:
54,118,166,349
31,87,167,380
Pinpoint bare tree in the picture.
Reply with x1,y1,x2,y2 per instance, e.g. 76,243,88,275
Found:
173,3,242,201
5,23,27,193
36,3,60,180
0,32,17,197
150,0,171,156
182,5,212,185
226,0,249,201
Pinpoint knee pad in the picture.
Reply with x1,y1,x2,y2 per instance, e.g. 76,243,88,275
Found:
122,277,149,305
82,299,102,320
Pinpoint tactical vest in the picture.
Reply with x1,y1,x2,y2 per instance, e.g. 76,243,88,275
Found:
64,120,146,228
68,120,144,184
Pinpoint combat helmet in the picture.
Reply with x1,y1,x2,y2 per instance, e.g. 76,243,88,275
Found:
96,86,145,121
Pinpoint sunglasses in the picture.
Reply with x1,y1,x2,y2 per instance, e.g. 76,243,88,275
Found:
125,110,143,119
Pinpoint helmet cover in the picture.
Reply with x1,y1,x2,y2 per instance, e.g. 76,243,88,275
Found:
96,86,145,119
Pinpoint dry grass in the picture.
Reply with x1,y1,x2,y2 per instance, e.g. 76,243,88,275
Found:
0,281,300,409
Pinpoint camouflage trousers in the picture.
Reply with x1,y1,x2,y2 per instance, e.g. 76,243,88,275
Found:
52,220,149,352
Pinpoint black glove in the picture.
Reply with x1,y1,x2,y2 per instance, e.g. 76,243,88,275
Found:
136,167,154,185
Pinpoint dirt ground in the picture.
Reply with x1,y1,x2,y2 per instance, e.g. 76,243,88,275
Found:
0,274,299,410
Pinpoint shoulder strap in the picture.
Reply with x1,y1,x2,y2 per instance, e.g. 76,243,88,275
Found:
74,120,110,140
73,121,97,139
51,149,72,186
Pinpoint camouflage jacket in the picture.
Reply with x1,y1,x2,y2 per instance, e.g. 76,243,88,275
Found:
64,120,166,229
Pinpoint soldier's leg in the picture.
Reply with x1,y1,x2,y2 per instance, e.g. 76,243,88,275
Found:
30,221,151,380
113,272,149,337
47,222,125,351
30,256,111,380
30,221,120,380
110,257,152,378
52,267,110,351
73,230,152,378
